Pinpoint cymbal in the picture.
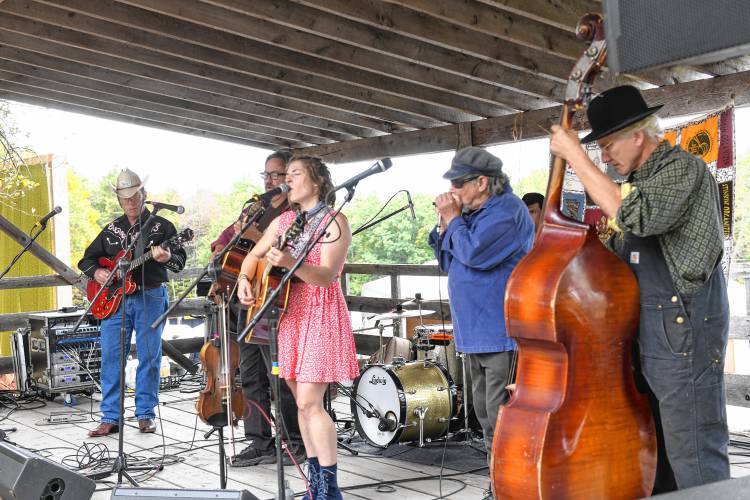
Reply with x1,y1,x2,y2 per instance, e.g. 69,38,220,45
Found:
370,309,435,321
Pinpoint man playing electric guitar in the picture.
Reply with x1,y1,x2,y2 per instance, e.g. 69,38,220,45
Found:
79,169,186,437
209,151,305,467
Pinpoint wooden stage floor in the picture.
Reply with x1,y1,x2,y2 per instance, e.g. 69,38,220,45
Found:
4,386,489,499
4,385,750,499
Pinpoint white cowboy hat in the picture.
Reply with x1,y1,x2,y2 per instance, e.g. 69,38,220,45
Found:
110,169,148,198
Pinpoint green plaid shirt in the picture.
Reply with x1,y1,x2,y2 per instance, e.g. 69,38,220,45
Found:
608,140,723,295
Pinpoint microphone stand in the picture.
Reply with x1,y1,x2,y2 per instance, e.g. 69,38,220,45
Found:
76,207,165,486
237,187,357,500
0,221,52,281
351,202,413,236
150,201,266,331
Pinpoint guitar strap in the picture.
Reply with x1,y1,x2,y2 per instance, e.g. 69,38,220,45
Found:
288,204,327,259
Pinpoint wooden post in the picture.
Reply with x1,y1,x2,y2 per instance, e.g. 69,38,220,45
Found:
0,214,83,290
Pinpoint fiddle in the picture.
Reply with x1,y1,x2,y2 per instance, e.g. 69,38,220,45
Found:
196,293,244,428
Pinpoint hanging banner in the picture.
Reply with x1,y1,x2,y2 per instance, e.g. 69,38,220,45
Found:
562,107,736,276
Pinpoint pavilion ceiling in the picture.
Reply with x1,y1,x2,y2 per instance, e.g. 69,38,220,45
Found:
0,0,748,162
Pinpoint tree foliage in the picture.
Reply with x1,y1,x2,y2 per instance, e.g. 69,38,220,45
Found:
343,192,436,295
0,101,38,210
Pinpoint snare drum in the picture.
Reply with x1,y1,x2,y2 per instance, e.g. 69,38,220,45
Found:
414,324,454,349
352,361,457,447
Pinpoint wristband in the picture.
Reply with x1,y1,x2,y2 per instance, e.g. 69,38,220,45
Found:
237,273,249,283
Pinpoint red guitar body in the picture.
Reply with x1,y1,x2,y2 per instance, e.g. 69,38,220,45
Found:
86,250,137,319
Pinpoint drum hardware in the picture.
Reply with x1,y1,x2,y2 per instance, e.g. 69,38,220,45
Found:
369,306,436,322
353,323,396,365
324,382,358,456
414,406,429,447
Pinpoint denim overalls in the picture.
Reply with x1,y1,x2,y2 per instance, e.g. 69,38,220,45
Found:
614,232,730,491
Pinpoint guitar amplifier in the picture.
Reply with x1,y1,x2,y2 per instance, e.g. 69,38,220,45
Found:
11,310,101,397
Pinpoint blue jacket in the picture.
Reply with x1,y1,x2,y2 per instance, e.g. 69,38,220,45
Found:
428,187,534,353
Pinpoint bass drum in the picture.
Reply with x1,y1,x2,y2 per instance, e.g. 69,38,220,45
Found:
352,361,457,448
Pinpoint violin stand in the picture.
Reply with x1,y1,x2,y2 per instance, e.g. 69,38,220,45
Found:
203,300,231,490
204,424,229,489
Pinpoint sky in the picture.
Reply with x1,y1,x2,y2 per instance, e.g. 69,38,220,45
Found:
5,100,750,203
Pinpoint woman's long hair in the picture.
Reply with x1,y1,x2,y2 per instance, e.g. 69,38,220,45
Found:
289,155,336,207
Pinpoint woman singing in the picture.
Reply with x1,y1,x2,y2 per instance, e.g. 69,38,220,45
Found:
237,156,359,499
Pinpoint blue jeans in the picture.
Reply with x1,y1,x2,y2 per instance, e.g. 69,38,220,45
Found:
99,286,168,424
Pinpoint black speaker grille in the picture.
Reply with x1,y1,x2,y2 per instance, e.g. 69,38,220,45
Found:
606,0,750,73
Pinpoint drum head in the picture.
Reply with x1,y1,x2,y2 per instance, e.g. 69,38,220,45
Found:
351,365,404,448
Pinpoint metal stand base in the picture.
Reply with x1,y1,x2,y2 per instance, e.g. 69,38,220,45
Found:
325,383,358,456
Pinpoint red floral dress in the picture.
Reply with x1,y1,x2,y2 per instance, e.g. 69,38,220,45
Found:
276,210,360,383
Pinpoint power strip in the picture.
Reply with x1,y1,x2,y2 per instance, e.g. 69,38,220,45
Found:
36,411,89,426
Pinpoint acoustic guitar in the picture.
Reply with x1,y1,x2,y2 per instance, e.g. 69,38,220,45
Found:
86,228,194,319
214,200,264,291
244,212,306,343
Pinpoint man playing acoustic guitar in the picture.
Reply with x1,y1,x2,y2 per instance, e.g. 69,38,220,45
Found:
79,169,186,437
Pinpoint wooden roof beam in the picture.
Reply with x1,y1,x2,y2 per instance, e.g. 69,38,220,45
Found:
0,12,418,134
0,69,331,145
133,0,565,103
284,0,574,80
475,0,600,32
0,77,305,148
0,47,360,142
2,93,275,148
383,0,585,59
32,0,525,118
294,69,750,163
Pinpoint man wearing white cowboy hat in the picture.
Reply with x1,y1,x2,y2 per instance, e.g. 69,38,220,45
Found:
79,168,186,437
550,85,730,493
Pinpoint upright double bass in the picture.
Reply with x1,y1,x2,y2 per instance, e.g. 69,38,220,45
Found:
491,14,657,499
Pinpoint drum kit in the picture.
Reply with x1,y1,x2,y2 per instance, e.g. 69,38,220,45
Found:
346,298,478,449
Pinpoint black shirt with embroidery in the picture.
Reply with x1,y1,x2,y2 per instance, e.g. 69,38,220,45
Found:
78,209,187,288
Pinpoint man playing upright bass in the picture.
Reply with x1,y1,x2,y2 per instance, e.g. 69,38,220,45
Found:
550,85,730,493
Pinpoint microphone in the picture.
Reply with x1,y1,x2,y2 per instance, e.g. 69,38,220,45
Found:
33,206,61,228
377,414,398,432
146,201,185,214
406,191,416,220
253,183,289,205
332,158,393,192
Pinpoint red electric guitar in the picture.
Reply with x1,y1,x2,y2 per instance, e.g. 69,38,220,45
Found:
86,228,194,319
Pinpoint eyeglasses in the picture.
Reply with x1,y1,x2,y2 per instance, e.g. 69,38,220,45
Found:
450,175,479,188
260,171,286,181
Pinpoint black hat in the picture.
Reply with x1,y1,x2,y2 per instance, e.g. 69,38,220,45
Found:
581,85,663,143
522,192,545,207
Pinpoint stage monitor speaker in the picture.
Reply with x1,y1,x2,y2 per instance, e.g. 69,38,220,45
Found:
0,441,95,500
110,487,259,499
604,0,750,73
